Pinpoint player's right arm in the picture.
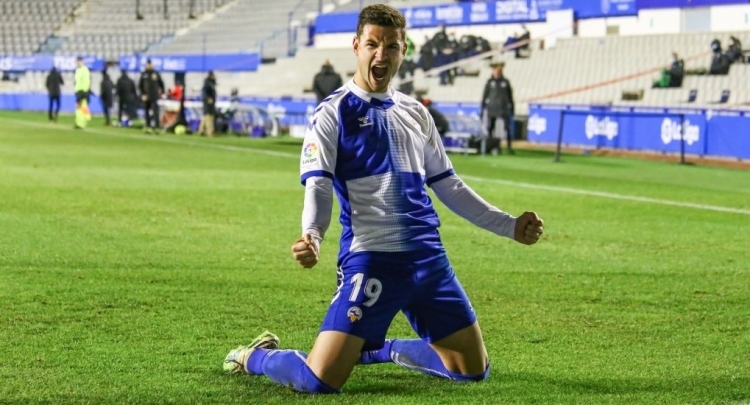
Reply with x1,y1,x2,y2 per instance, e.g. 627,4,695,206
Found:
292,103,339,268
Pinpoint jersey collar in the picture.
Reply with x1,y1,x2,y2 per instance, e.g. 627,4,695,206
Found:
346,79,395,109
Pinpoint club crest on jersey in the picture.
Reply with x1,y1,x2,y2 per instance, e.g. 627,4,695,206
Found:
302,142,319,166
347,306,363,322
358,116,373,127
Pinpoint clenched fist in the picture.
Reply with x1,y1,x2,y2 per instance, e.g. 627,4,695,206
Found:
514,212,544,245
291,233,320,269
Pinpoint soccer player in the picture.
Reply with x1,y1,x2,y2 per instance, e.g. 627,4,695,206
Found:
74,57,91,129
223,4,544,394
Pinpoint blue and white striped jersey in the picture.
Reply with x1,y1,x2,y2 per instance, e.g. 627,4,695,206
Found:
300,80,454,266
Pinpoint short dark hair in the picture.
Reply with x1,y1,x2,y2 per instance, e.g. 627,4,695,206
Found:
356,4,406,40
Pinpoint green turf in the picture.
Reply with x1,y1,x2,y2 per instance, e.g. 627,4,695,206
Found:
1,111,748,404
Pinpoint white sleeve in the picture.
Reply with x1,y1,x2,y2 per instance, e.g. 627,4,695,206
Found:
300,102,338,185
431,174,517,239
302,176,333,248
421,107,455,185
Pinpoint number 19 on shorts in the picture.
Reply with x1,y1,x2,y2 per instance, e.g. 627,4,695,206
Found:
332,272,382,307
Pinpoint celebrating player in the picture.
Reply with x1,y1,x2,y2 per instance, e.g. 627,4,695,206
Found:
223,3,544,394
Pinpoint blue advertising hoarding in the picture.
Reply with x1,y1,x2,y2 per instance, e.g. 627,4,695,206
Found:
119,53,259,72
0,55,104,72
527,104,750,160
315,0,637,33
637,0,749,9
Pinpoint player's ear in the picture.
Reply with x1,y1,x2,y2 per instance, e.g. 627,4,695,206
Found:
353,35,359,56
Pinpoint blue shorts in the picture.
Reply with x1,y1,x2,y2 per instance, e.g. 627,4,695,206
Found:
319,252,476,350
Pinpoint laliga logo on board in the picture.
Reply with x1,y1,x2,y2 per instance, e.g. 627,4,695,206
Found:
266,103,287,118
527,114,547,135
660,118,700,145
585,115,619,140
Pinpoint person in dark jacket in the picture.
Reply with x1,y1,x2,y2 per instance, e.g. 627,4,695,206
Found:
99,70,114,126
652,52,684,88
312,60,343,104
116,70,137,123
397,58,417,95
45,67,64,122
420,97,449,137
481,62,515,155
727,35,745,64
139,59,165,132
709,39,731,75
199,71,217,137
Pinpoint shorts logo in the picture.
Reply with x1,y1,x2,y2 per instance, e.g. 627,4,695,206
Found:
347,306,363,323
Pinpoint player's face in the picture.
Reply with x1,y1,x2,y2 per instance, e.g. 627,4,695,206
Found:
353,24,405,93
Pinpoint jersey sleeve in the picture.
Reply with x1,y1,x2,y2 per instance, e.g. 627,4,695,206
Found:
300,103,339,185
422,108,455,187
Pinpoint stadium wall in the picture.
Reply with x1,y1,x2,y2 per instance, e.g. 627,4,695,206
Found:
527,104,750,160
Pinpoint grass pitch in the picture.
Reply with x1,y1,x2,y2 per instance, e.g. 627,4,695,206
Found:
1,111,749,404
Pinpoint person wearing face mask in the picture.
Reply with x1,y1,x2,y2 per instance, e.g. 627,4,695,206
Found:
709,39,731,75
221,3,545,395
652,52,684,88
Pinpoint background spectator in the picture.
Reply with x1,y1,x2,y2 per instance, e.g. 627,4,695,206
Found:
398,58,417,95
420,97,449,137
99,70,114,126
312,60,343,104
116,71,137,125
709,39,731,75
139,59,165,133
481,62,515,155
727,35,745,64
199,71,217,137
45,67,63,122
653,52,684,88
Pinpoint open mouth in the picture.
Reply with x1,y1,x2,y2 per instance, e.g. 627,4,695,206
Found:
371,65,388,81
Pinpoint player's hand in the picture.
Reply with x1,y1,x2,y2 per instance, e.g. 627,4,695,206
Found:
291,233,319,269
514,211,544,245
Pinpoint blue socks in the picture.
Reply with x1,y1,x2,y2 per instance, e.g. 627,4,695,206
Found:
361,339,490,382
243,339,488,394
246,349,340,394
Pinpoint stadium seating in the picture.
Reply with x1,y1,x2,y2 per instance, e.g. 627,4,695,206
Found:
0,0,81,55
55,0,230,61
421,31,750,114
167,30,747,115
152,0,455,58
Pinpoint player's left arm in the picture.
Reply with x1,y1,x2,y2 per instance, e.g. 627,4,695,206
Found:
422,112,543,245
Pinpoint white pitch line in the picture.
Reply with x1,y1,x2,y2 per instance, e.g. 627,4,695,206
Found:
461,175,750,216
3,116,749,216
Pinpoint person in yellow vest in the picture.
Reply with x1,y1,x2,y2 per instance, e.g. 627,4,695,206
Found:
74,57,92,129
